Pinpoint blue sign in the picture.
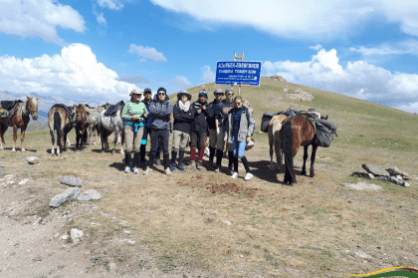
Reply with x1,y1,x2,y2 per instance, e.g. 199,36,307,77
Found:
215,61,262,86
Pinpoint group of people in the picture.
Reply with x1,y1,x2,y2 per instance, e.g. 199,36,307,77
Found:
121,86,256,180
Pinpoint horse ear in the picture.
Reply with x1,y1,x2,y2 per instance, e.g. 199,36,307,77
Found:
26,95,30,100
36,97,39,100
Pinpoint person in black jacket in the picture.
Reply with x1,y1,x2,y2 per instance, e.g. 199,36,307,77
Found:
190,90,213,170
207,88,224,169
171,91,194,172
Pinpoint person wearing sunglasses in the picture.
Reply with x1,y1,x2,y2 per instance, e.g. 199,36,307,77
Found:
144,87,173,175
214,87,236,173
171,90,194,172
225,95,255,181
207,88,224,169
190,90,213,169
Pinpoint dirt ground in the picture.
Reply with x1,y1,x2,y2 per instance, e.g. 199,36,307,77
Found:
1,132,418,278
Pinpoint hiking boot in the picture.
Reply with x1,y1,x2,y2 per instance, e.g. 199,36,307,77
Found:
139,160,145,168
143,166,153,175
155,159,161,166
133,167,139,174
125,166,131,173
197,161,203,170
244,173,253,181
178,163,186,172
165,168,172,176
208,160,214,169
228,167,234,175
171,163,177,172
189,161,196,169
231,172,238,179
214,167,220,173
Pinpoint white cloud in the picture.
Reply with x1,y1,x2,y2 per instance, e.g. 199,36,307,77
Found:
201,65,215,83
309,44,323,51
96,0,124,10
150,0,418,38
94,11,107,26
350,39,418,56
0,43,135,102
128,44,167,62
169,75,192,90
262,47,418,112
0,0,85,44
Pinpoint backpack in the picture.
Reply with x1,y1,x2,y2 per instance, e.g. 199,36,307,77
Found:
314,119,338,147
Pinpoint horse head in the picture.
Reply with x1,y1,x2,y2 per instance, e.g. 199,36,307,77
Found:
74,104,87,124
26,95,39,120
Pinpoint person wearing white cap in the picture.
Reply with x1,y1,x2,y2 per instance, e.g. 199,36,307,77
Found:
121,88,148,174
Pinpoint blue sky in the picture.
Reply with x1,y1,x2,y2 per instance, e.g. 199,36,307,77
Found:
1,0,418,112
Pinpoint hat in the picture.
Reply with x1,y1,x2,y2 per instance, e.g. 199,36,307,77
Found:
177,90,192,101
143,88,152,94
157,87,167,94
129,88,143,96
213,88,224,96
198,90,208,98
225,87,234,95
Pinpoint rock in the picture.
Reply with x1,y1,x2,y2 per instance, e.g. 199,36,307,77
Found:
285,88,314,101
70,228,83,244
375,176,410,187
26,156,39,164
18,178,30,185
50,188,81,208
283,87,289,93
77,189,102,201
396,175,403,180
60,176,83,187
222,220,232,225
361,164,390,177
308,245,325,250
271,75,287,82
368,173,375,179
341,250,372,260
386,167,411,180
0,163,5,168
351,172,370,179
342,182,382,191
404,182,411,187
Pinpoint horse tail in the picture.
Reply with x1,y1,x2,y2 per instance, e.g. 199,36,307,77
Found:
54,111,61,146
282,120,296,184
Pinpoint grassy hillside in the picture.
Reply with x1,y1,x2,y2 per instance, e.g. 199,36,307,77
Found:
3,78,418,277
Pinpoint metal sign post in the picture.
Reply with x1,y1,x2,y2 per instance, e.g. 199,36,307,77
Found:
233,51,244,96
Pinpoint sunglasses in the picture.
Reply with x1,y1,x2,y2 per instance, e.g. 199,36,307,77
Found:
158,92,166,96
226,93,233,96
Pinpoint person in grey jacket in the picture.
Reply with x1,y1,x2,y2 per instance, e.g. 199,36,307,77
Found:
225,96,256,181
143,87,173,175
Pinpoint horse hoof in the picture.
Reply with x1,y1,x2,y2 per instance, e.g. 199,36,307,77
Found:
22,149,26,153
0,147,3,150
51,153,54,157
310,173,315,178
12,150,16,154
301,170,307,176
111,150,116,155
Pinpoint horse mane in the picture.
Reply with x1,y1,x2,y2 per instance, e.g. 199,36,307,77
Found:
17,101,27,116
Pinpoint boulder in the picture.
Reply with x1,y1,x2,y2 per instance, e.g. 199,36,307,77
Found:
285,88,314,101
50,188,80,208
26,156,39,165
386,167,411,180
60,176,83,187
361,164,390,177
77,189,102,201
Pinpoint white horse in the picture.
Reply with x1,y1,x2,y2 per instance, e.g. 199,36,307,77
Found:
96,104,125,155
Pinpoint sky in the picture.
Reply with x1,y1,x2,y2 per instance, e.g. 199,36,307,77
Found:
1,0,418,112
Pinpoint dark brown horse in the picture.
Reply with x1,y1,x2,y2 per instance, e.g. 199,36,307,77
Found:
74,104,89,152
280,115,318,185
48,105,75,156
0,96,39,153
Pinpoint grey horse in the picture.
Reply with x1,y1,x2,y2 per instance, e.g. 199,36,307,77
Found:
96,103,125,155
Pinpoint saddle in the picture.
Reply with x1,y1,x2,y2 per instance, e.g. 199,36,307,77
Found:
0,100,24,121
51,104,74,124
104,101,124,117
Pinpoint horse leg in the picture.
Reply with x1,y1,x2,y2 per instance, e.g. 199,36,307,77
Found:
268,130,274,170
12,125,17,153
310,144,318,178
301,145,308,175
112,129,118,155
21,128,26,152
282,122,297,185
120,129,125,155
50,130,55,156
274,130,283,170
0,124,4,150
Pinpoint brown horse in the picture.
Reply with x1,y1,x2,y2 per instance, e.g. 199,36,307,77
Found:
280,115,318,185
48,105,75,156
0,96,39,153
74,104,89,152
268,114,288,170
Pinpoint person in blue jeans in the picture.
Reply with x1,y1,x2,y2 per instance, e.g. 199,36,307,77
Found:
225,96,255,181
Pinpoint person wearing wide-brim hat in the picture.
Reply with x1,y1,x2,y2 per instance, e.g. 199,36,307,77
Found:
206,88,224,169
171,90,194,172
121,88,149,174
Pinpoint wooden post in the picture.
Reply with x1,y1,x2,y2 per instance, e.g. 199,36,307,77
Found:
233,51,244,96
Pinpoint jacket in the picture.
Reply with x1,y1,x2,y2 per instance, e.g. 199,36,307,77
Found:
207,100,222,130
217,99,235,128
141,99,153,128
148,94,173,130
173,100,194,133
226,107,256,143
191,100,213,133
